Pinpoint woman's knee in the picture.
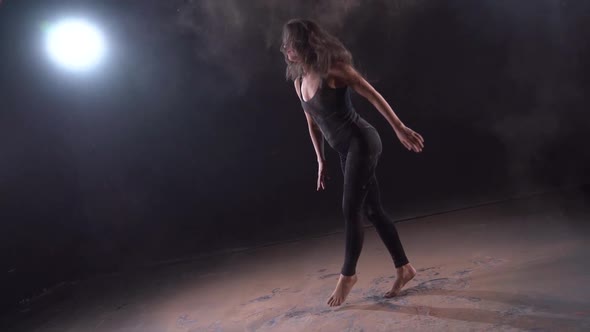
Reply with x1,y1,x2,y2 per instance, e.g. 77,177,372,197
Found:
342,201,364,222
364,205,386,224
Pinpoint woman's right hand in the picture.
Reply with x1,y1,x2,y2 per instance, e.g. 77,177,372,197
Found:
317,161,329,191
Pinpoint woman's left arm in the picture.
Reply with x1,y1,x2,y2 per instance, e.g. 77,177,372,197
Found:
331,63,404,131
330,62,425,152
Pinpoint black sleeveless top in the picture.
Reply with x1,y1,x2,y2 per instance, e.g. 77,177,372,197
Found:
299,76,373,154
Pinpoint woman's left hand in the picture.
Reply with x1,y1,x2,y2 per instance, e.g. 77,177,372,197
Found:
395,125,424,153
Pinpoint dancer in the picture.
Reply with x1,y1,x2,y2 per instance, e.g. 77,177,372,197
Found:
280,18,425,307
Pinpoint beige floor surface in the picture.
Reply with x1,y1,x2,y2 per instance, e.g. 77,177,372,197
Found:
5,190,590,331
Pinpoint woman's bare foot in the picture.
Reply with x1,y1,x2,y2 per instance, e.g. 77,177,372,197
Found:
327,274,358,306
384,263,416,298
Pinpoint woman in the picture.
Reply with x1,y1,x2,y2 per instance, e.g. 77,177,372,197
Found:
280,18,425,307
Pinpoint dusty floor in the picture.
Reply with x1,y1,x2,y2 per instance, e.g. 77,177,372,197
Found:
3,189,590,331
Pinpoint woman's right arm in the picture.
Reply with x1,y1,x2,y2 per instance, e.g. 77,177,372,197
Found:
305,112,326,164
294,78,325,164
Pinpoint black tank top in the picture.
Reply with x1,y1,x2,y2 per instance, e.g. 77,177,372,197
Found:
299,76,373,154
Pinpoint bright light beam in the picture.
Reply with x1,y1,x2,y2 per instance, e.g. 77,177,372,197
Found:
45,18,106,72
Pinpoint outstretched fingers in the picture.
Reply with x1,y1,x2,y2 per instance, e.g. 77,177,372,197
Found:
410,132,424,151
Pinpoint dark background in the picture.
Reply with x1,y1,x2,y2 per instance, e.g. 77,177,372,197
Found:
1,0,589,313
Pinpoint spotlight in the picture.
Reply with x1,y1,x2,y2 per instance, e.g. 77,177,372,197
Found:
44,18,106,72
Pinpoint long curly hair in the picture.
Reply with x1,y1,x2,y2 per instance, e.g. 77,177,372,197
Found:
280,18,355,82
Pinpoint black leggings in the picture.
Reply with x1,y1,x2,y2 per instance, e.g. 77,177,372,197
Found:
338,127,409,276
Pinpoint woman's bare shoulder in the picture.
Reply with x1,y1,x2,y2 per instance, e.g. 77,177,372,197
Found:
328,62,360,86
330,61,355,73
293,77,302,99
